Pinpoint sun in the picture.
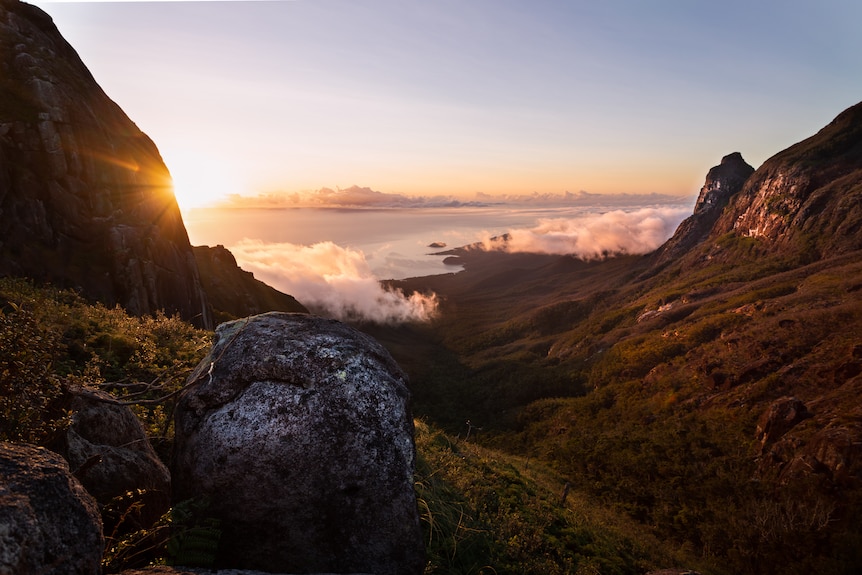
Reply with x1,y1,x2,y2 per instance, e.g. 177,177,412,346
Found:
164,148,240,210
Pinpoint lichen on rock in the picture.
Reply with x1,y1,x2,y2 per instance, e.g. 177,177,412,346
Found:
172,312,424,575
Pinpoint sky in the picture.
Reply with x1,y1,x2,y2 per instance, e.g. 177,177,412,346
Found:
28,0,862,210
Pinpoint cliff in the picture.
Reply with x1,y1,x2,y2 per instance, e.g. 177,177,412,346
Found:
0,0,212,327
652,152,754,266
710,101,862,259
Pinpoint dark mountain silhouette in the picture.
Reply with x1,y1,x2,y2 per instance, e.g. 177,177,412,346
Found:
193,245,307,324
0,0,304,326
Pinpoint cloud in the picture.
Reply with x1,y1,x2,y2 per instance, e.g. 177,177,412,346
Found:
216,185,693,210
479,207,690,259
229,239,438,323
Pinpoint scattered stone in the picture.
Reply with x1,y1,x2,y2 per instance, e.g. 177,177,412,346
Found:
172,312,424,575
54,385,171,531
0,441,103,575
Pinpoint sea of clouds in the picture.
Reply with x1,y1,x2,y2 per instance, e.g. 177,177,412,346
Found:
480,206,691,260
216,189,692,324
230,239,440,323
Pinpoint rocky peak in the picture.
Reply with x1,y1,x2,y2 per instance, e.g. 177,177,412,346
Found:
710,101,862,259
651,152,754,266
0,0,212,327
693,152,755,215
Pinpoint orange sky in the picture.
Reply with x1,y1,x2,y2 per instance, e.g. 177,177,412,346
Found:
32,0,862,210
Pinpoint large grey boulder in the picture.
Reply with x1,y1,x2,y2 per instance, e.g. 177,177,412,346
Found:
172,312,424,575
0,441,103,575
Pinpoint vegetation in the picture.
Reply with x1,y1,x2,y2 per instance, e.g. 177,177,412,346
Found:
0,277,693,573
0,277,211,447
4,238,862,574
383,246,862,575
414,419,697,574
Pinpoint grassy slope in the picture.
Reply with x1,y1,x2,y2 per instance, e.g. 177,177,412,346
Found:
414,419,707,575
372,239,862,575
2,277,698,574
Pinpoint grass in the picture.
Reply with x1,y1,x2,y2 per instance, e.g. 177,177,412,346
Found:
377,245,862,575
414,419,698,575
6,242,862,574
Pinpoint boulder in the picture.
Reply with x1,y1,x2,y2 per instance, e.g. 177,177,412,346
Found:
55,385,171,532
756,396,812,450
0,441,103,575
172,312,424,575
779,424,862,487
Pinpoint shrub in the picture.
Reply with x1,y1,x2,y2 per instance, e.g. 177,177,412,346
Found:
0,302,69,443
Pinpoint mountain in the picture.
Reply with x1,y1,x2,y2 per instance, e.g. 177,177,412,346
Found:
0,0,213,326
710,101,862,258
651,151,754,267
0,0,305,328
377,101,862,574
193,245,307,324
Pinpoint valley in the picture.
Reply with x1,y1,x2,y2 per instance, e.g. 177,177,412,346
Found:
361,110,862,572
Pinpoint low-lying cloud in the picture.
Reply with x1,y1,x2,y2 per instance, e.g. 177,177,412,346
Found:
216,184,692,210
480,207,691,259
229,239,438,323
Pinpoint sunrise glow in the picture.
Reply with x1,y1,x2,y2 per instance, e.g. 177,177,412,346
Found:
165,148,240,210
32,0,862,209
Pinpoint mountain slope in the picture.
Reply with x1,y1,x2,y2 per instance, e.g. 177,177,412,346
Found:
378,101,862,575
711,101,862,259
193,245,308,324
0,0,213,327
652,151,754,267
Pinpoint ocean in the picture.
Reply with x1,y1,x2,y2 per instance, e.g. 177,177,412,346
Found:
182,202,692,322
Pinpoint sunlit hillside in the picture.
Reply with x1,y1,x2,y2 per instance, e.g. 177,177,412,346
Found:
373,218,862,575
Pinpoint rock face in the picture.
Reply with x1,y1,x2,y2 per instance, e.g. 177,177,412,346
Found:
53,386,171,530
193,245,308,324
711,101,862,259
0,441,103,575
755,396,812,451
0,0,212,328
653,152,754,266
172,312,424,575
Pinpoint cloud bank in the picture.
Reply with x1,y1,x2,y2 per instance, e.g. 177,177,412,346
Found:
217,185,692,210
479,207,690,259
229,239,438,323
